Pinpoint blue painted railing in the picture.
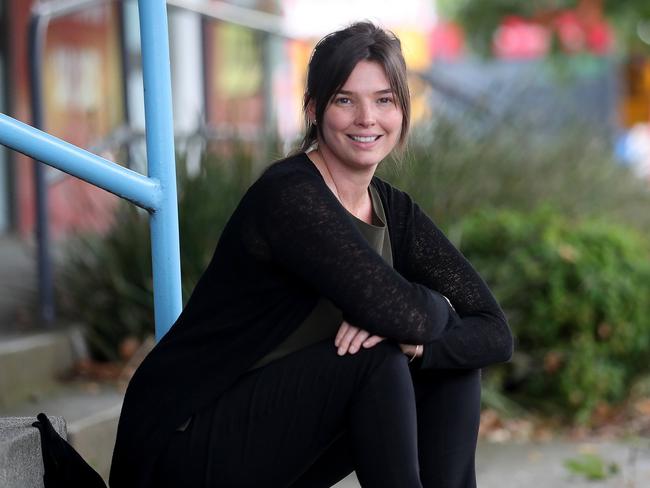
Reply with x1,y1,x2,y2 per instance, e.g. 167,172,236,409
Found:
0,0,181,340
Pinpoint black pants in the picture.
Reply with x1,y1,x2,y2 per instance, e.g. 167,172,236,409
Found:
155,340,481,488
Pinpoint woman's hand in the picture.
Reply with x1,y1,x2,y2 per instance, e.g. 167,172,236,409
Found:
334,321,423,361
335,321,384,355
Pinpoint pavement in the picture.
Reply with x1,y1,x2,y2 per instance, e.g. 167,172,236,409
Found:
333,439,650,487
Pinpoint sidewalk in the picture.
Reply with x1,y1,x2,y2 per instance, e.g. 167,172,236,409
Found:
333,439,650,487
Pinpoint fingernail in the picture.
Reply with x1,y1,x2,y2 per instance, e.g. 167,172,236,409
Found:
349,346,357,353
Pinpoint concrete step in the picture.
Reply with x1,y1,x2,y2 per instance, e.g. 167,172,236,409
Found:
1,380,123,482
0,328,85,409
0,416,67,488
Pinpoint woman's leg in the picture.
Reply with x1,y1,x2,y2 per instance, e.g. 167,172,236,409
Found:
291,366,482,488
173,339,422,488
412,368,482,488
288,432,354,488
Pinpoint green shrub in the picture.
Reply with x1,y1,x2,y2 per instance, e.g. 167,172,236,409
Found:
456,207,650,422
57,152,254,361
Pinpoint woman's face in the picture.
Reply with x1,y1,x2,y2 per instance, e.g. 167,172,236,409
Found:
311,60,403,174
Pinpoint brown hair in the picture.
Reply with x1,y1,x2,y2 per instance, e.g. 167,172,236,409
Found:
297,21,410,153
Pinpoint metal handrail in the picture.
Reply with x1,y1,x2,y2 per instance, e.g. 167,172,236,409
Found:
1,0,181,339
0,116,161,210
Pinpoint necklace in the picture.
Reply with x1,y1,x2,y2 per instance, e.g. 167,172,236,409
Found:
312,148,372,222
313,149,343,202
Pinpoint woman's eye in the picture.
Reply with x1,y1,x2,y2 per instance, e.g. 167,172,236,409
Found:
335,97,351,105
378,97,394,104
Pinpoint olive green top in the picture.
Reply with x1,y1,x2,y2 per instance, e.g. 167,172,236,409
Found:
251,183,393,369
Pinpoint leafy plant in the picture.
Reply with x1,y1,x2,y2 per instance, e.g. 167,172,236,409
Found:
456,207,650,421
564,452,619,480
57,151,255,361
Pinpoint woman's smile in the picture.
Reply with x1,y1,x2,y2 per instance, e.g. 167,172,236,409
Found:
348,134,382,143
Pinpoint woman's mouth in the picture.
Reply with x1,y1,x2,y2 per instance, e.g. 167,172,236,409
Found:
348,135,381,143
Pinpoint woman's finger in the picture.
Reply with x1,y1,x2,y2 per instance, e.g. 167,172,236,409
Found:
338,324,361,356
363,335,385,348
348,329,369,354
335,321,350,348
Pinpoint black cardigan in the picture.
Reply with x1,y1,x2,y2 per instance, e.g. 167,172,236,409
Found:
109,153,512,487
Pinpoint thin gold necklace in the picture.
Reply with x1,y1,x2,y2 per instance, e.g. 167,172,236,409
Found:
314,148,343,203
314,148,371,221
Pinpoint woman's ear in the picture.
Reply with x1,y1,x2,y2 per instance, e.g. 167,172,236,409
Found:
306,97,316,124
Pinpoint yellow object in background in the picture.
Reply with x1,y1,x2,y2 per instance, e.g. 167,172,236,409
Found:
622,57,650,127
394,29,433,126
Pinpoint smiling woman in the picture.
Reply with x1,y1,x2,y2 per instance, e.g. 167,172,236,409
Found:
110,21,513,488
309,61,403,192
306,60,404,222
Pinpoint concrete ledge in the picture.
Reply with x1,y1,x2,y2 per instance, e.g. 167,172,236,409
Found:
2,382,123,483
0,416,66,488
0,330,79,408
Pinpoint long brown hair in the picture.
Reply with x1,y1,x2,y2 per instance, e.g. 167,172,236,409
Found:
297,21,411,153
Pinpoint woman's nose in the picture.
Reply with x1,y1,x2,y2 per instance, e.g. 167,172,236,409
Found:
355,102,376,127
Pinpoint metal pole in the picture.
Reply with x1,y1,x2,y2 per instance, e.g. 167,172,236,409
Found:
116,0,132,166
27,14,55,325
26,0,121,326
137,0,182,339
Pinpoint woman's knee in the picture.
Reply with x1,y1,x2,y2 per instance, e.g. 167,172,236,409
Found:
348,341,412,390
356,340,407,370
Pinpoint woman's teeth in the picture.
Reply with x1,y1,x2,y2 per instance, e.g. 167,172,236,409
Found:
349,135,379,142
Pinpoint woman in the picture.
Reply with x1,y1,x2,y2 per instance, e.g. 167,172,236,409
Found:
110,22,513,488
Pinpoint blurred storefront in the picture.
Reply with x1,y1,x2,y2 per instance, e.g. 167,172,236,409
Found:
4,0,125,239
0,0,439,241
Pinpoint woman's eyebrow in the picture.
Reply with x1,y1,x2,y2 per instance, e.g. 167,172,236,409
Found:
337,88,394,95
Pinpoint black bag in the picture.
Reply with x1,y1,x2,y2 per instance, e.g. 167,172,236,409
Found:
32,413,107,488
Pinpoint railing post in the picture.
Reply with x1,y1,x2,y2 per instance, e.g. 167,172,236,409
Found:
28,13,55,324
138,0,182,340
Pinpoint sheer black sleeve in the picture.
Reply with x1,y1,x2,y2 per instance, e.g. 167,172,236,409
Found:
396,196,513,369
253,166,451,345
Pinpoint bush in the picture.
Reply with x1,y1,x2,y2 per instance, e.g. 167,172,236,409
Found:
456,207,650,422
58,152,254,361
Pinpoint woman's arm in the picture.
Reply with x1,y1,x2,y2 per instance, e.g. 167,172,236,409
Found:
253,167,451,345
397,197,513,369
